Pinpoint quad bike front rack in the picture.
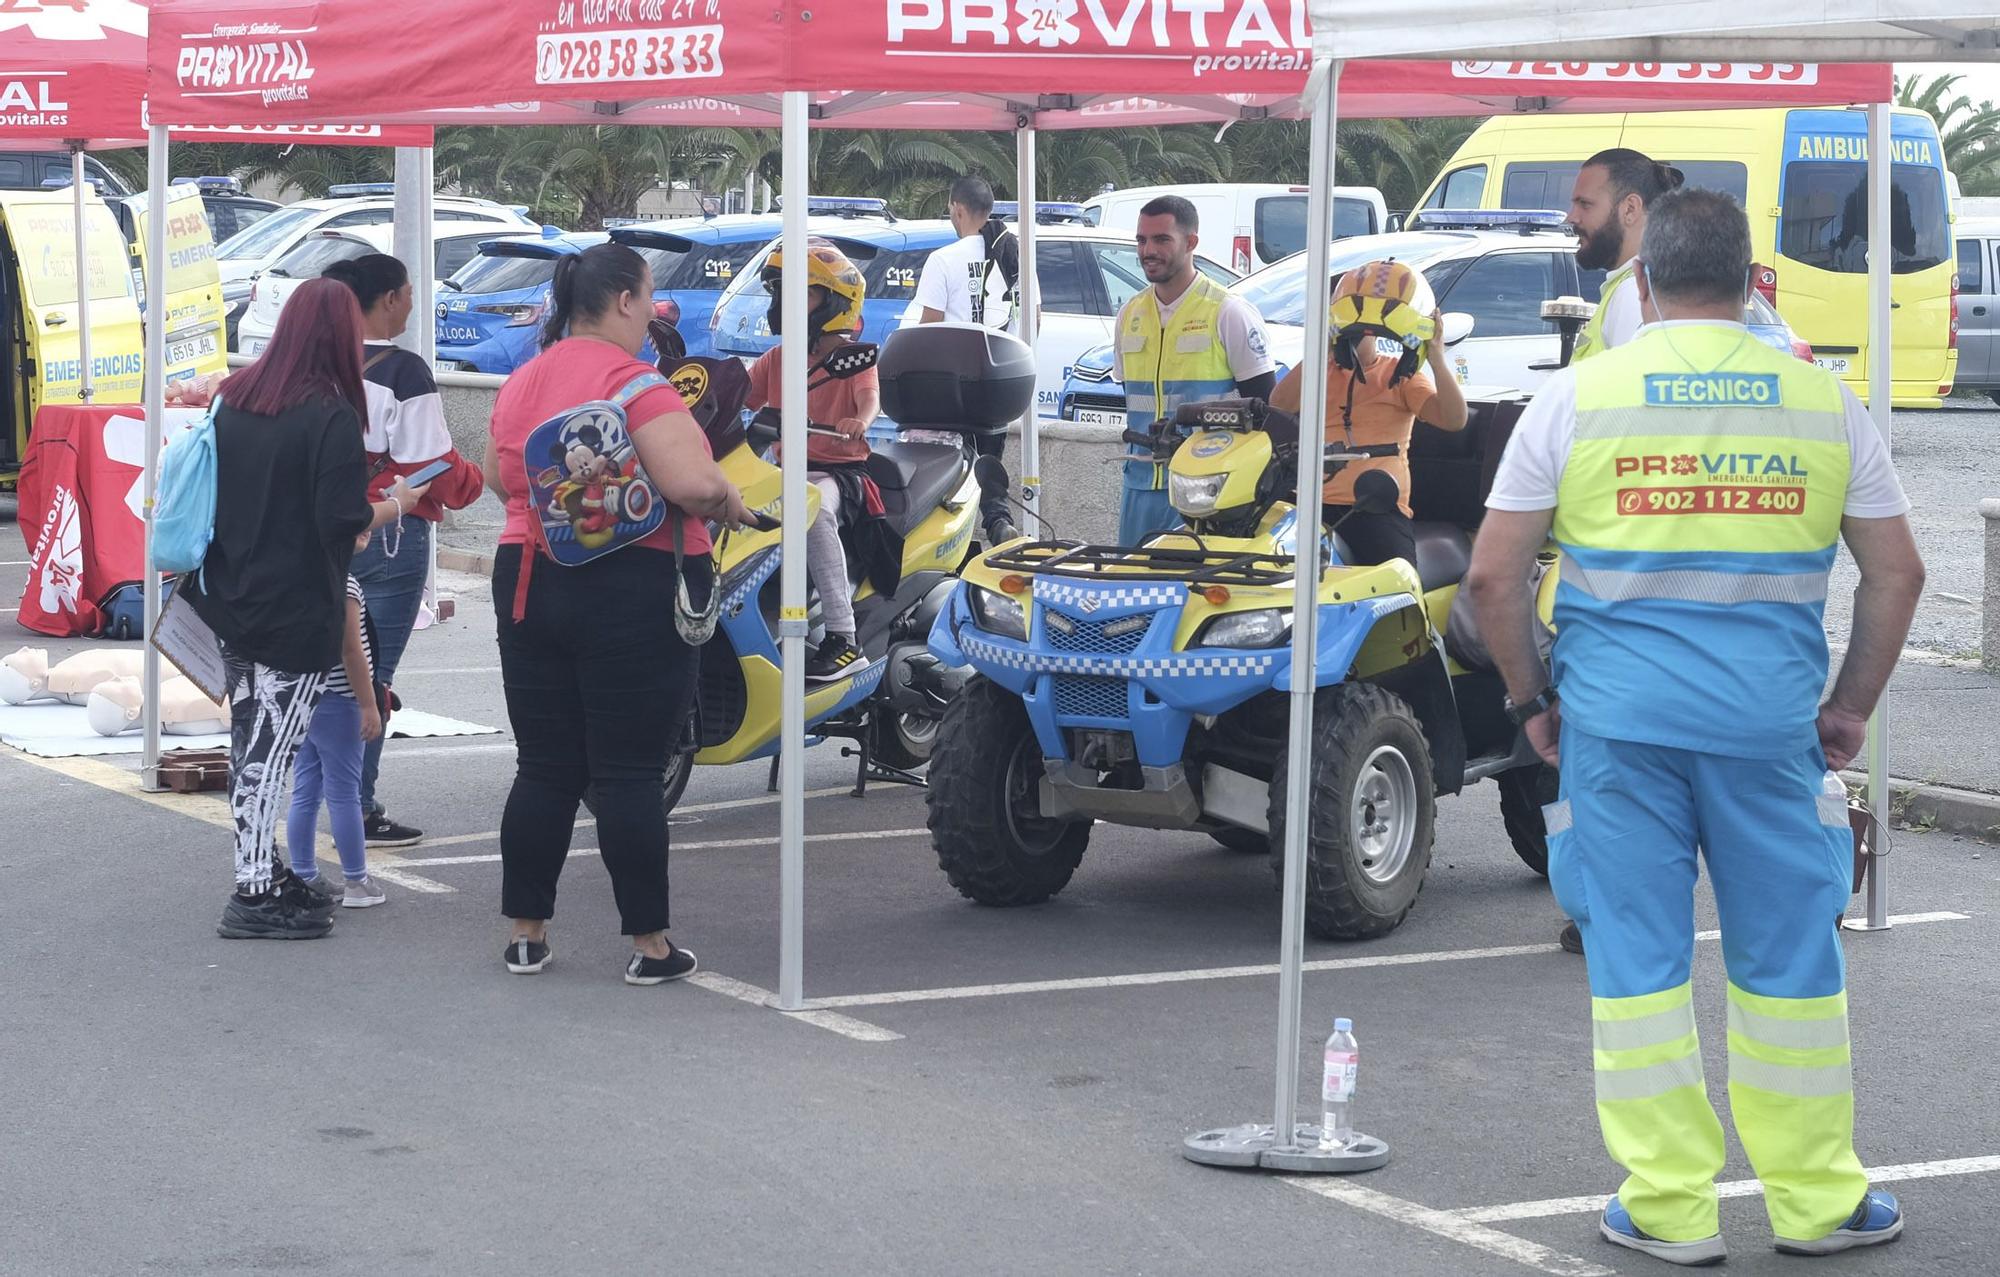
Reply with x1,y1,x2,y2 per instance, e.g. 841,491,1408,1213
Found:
983,538,1298,588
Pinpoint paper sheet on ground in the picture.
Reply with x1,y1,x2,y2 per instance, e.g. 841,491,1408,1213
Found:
0,702,500,759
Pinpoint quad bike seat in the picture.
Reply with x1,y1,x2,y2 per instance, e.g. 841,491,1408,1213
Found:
866,441,969,537
1410,521,1472,593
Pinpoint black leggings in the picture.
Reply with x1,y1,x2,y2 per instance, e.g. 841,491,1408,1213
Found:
1323,505,1416,568
493,545,707,935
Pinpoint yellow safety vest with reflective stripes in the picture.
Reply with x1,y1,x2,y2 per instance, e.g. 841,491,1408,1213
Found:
1571,259,1637,364
1552,322,1852,758
1119,275,1237,491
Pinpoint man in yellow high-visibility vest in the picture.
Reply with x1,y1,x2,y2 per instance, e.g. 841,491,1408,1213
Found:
1551,146,1687,958
1113,196,1275,544
1465,189,1924,1266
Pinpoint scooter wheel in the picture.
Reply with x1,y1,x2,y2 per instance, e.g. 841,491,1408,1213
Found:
927,676,1089,906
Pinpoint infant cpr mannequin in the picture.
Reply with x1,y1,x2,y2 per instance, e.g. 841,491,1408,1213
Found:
86,675,229,737
1,647,149,706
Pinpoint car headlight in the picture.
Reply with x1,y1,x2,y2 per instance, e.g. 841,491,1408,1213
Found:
1196,608,1291,649
967,586,1028,640
1169,470,1227,517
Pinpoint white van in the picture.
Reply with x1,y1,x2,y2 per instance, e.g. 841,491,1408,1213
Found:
1083,182,1388,275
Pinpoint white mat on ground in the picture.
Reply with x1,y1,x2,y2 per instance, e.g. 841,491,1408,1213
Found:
0,703,500,759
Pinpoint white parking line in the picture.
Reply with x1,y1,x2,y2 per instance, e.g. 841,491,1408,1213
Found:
810,912,1970,1010
688,972,904,1042
411,785,883,851
394,665,504,675
401,827,933,867
1285,1178,1613,1277
1453,1154,2000,1224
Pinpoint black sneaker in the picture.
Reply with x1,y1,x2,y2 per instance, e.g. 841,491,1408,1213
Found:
804,635,863,684
1559,920,1585,955
625,944,698,986
364,813,423,848
218,890,334,940
504,937,552,974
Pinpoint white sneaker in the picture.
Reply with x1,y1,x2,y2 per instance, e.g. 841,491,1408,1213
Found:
340,874,387,908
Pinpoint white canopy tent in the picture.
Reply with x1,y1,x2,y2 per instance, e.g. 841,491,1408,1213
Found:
1189,2,1995,1167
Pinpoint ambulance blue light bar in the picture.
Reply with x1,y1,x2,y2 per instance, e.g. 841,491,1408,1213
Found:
174,175,244,195
994,201,1091,224
1409,209,1571,233
328,182,397,198
772,195,894,219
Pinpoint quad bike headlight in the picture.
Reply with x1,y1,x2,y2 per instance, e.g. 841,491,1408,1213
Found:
1196,608,1291,649
967,586,1028,640
1168,471,1228,518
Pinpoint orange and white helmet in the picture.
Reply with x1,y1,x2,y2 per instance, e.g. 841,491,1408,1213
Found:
1329,259,1436,383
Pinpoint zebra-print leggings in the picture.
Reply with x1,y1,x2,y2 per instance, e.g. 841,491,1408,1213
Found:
222,647,327,893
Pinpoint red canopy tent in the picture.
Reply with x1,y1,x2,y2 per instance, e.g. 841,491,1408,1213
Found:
141,2,1893,1038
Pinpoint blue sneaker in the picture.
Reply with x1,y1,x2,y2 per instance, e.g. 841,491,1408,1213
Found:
1599,1197,1727,1266
1775,1188,1904,1255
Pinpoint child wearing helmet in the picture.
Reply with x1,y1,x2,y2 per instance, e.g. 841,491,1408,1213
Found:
1270,258,1468,567
743,237,880,682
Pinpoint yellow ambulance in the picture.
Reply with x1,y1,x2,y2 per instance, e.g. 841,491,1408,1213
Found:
1415,107,1958,407
2,181,227,482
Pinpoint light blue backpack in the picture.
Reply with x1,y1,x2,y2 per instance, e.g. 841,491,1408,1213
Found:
154,394,221,576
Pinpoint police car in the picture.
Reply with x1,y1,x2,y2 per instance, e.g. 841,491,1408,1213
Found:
709,202,1237,418
1058,211,1809,426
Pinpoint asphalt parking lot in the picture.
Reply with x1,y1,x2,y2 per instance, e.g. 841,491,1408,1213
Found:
4,427,1998,1274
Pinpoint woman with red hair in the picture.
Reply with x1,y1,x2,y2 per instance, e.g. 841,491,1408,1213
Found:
184,277,429,941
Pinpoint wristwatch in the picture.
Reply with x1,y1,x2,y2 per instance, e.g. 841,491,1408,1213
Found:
1504,686,1560,726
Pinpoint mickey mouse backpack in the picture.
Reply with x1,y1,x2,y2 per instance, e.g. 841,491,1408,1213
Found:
521,372,671,567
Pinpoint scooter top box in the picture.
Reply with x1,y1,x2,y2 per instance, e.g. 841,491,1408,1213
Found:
877,323,1035,436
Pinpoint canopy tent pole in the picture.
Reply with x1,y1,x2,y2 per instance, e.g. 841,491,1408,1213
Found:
390,147,441,610
1184,58,1381,1173
70,145,94,404
775,89,811,1012
140,125,170,792
1014,117,1041,516
1852,100,1895,934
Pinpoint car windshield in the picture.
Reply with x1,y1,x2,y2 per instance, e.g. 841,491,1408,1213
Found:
447,251,560,294
1233,234,1465,325
217,203,319,260
267,234,368,279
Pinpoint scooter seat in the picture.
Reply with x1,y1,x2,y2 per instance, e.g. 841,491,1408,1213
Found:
867,441,968,536
1410,521,1472,593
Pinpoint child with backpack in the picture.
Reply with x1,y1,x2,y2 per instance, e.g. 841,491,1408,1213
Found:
286,530,390,907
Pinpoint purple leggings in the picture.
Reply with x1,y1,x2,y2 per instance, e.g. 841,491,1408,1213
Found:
287,691,369,882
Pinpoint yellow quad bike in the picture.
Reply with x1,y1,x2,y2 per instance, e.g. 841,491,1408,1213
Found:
926,394,1558,940
637,321,1032,808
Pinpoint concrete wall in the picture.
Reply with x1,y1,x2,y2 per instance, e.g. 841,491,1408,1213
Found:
432,369,1130,556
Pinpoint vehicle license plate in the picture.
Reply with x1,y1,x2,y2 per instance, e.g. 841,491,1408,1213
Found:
1813,356,1851,374
1074,408,1124,427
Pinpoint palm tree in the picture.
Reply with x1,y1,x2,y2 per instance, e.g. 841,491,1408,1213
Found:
1898,72,2000,197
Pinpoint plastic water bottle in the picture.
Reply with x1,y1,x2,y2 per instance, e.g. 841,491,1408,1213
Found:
1320,1017,1359,1151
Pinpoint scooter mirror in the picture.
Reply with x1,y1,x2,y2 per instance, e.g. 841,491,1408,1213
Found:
1441,311,1475,346
973,454,1010,498
820,342,880,379
1352,467,1401,515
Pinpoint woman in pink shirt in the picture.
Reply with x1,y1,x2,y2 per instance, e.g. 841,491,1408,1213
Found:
481,243,752,987
744,239,880,683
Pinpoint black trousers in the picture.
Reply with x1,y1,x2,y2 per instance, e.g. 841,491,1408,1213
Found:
1322,505,1416,568
493,545,706,935
974,431,1012,533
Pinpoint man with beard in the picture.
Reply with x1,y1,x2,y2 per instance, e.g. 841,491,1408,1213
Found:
1551,147,1685,958
1569,149,1685,364
1113,196,1276,543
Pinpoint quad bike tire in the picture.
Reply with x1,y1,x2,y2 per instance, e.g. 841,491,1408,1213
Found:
1210,827,1270,854
1267,682,1436,941
927,676,1089,906
1496,764,1559,878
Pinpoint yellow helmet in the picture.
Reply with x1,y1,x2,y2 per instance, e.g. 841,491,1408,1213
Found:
1329,259,1436,384
762,237,866,337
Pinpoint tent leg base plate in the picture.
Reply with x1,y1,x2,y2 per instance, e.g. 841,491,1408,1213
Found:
1181,1123,1390,1172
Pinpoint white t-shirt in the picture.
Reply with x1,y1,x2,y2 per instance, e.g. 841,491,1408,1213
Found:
907,233,993,326
1597,268,1644,352
1486,322,1910,518
1112,286,1275,386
